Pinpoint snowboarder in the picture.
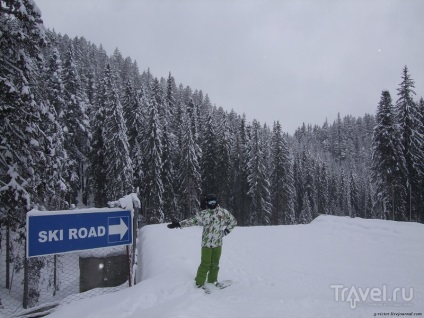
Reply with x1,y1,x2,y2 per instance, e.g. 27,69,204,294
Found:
167,194,237,289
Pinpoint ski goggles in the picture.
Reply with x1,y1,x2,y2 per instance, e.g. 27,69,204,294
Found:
206,199,217,205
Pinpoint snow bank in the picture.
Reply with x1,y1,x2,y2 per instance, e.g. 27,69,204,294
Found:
49,215,424,318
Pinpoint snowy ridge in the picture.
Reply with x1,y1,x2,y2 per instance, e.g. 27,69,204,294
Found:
49,215,424,318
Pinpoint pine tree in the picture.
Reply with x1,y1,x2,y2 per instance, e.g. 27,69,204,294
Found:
62,42,91,206
0,0,49,222
298,194,313,224
89,71,107,207
102,64,133,201
132,85,151,193
318,163,330,215
201,113,219,194
46,47,66,119
302,150,316,218
332,113,347,164
161,124,177,221
247,120,272,225
418,98,424,220
0,0,50,307
327,174,338,215
372,91,406,220
232,115,250,225
215,111,232,208
142,78,164,223
122,79,142,150
177,100,201,219
41,54,68,210
395,66,424,221
293,153,304,220
165,73,178,156
270,121,295,225
338,169,350,217
321,119,331,153
349,170,359,218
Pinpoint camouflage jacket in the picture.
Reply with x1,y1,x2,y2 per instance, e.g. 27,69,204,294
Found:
180,206,237,248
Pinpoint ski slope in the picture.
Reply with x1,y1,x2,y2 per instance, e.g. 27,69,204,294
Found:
49,215,424,318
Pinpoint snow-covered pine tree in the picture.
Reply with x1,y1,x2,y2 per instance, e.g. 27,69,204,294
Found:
174,100,185,165
338,169,350,217
102,64,133,202
302,150,316,219
215,110,232,208
62,42,91,206
42,47,68,210
88,68,107,207
142,77,164,223
165,73,178,135
418,97,424,221
298,193,313,224
1,0,48,222
201,112,219,195
72,36,90,91
321,119,331,153
327,174,338,215
132,84,152,193
0,0,53,307
332,113,347,164
270,121,295,225
177,99,201,219
231,115,250,225
318,163,330,215
246,120,272,225
110,48,125,92
349,170,359,218
395,66,424,221
187,98,201,146
161,124,177,221
45,47,66,119
372,91,406,221
121,56,135,90
293,153,304,220
122,79,142,150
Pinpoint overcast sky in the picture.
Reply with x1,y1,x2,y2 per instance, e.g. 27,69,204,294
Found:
36,0,424,134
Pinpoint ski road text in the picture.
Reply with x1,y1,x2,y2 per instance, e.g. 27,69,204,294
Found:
38,227,106,242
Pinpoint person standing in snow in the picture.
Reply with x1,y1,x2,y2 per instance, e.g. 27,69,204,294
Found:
167,193,237,288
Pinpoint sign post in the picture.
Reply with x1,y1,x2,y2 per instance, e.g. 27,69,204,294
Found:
27,209,132,258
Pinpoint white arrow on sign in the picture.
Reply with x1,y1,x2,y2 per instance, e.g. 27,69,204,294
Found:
108,218,128,240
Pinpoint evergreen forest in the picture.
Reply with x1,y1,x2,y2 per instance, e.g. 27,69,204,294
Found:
2,1,424,232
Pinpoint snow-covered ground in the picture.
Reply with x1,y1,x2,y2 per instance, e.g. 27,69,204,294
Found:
49,215,424,318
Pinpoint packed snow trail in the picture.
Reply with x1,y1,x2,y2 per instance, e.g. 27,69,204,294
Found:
49,215,424,318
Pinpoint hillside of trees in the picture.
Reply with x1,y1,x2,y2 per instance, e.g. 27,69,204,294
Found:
1,0,423,232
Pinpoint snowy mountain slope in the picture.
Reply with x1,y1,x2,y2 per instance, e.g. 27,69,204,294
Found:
49,215,424,318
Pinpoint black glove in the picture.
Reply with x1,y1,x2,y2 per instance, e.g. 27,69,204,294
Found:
167,221,181,229
223,228,230,236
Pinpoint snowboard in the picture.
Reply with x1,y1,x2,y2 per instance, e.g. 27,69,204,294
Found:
202,280,233,294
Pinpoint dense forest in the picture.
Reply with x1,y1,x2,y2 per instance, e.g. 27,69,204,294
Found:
1,0,424,232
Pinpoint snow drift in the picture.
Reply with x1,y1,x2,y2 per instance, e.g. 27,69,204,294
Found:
49,215,424,318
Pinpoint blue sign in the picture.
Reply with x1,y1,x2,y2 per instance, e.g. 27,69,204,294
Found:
27,209,132,257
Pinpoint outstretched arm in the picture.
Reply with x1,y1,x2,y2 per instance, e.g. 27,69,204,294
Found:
180,214,202,227
167,213,202,229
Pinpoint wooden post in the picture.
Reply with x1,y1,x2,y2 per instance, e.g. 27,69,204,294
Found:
23,241,28,309
6,224,10,289
392,184,395,221
53,255,57,296
126,245,131,287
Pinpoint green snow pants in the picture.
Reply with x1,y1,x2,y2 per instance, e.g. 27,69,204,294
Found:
195,246,222,286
